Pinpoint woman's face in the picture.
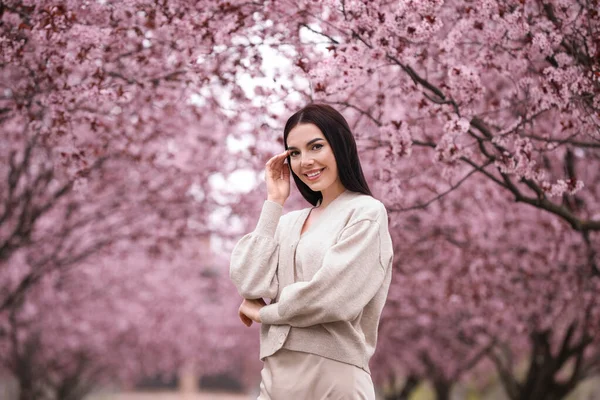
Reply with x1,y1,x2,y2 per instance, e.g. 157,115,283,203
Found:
286,123,340,193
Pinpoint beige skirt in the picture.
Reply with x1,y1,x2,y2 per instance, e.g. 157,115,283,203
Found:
257,349,375,400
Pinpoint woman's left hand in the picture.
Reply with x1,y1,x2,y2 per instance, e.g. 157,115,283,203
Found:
239,298,266,327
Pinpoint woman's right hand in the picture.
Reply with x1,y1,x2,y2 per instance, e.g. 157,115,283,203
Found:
265,150,291,206
239,298,267,327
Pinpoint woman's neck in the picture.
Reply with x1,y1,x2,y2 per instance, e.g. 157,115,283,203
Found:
318,180,346,209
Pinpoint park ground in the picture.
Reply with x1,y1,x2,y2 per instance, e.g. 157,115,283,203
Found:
87,392,250,400
83,377,600,400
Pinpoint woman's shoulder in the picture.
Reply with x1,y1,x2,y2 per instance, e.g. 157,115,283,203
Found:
340,192,388,222
280,207,309,225
346,192,387,212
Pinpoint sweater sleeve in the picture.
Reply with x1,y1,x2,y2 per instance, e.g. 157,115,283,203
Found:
259,218,387,327
229,200,283,300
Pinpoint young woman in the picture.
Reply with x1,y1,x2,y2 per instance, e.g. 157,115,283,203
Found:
230,104,394,399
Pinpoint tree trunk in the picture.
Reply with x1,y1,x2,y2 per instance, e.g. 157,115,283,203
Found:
507,328,590,400
517,366,576,400
434,380,451,400
17,377,40,400
384,375,420,400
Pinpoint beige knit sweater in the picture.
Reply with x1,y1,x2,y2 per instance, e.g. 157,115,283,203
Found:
229,189,393,373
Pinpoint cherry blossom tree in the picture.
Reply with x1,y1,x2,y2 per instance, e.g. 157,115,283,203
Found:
0,120,260,399
1,1,264,398
3,0,600,399
372,170,600,400
210,1,600,398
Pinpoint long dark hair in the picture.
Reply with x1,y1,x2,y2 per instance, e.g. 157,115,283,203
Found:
283,103,372,206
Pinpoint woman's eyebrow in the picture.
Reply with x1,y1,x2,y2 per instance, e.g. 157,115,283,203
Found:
287,138,324,150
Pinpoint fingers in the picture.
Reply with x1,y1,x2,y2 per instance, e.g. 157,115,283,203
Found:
239,301,249,326
239,302,254,327
239,298,266,326
239,299,262,327
265,151,291,184
265,150,290,169
239,310,253,327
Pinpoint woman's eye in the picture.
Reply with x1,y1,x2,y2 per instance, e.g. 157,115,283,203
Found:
312,144,323,150
289,151,299,157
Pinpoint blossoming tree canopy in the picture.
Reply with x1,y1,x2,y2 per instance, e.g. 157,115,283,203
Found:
1,0,600,399
203,1,600,398
1,1,265,397
213,0,600,230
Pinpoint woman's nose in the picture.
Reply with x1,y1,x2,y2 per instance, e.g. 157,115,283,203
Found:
301,155,314,167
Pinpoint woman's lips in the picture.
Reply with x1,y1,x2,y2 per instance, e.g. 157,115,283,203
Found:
304,168,325,181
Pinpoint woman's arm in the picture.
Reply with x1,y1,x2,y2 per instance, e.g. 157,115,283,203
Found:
230,149,291,300
229,200,283,300
259,210,393,328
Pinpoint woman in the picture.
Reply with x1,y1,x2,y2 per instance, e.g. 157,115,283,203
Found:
229,104,394,399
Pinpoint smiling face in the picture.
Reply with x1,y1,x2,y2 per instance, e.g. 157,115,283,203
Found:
286,123,344,195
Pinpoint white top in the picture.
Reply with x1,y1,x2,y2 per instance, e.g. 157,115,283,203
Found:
229,189,394,373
